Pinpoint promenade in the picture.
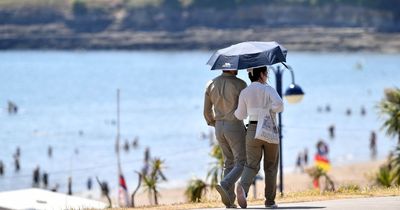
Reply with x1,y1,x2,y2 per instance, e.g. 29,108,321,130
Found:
195,196,400,210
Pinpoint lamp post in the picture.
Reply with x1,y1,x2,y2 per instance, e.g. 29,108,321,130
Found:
271,65,304,196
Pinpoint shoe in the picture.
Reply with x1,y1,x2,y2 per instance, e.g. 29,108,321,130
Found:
236,183,247,208
216,184,232,207
226,203,237,208
265,203,278,209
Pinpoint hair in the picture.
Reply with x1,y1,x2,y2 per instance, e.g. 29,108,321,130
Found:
248,66,268,82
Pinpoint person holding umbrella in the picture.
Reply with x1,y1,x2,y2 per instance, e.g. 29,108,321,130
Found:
207,41,288,208
204,69,247,208
234,66,283,209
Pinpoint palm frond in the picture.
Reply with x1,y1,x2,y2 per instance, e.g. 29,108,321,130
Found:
378,88,400,142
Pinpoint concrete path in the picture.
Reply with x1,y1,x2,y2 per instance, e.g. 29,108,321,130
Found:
195,196,400,210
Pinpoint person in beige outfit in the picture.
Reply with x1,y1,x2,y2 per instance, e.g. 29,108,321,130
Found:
234,66,283,209
204,70,247,208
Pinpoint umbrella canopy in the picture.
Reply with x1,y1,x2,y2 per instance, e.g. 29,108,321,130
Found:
207,41,287,70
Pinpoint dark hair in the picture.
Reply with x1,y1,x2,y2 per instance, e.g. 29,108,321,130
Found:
248,66,267,82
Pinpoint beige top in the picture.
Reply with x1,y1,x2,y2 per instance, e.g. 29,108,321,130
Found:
203,72,247,126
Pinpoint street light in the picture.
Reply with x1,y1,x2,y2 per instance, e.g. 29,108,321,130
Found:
271,65,304,196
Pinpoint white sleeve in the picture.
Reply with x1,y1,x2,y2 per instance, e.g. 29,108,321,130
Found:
267,86,284,113
234,91,247,120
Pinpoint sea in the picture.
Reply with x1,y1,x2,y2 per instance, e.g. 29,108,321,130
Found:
0,51,399,196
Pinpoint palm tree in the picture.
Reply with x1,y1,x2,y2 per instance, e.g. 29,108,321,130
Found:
142,157,167,205
379,88,400,145
206,143,223,188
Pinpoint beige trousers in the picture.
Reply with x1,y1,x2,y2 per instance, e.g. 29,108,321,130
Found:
215,120,246,200
240,124,279,205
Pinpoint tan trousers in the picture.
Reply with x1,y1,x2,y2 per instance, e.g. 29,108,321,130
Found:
240,124,279,205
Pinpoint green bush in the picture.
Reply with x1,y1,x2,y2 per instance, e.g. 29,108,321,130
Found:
185,179,207,202
376,164,394,187
390,146,400,186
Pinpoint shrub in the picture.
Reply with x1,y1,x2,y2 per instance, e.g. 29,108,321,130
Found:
185,178,207,202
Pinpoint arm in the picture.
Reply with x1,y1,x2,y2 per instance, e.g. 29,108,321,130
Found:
268,86,284,113
234,91,247,120
203,84,215,127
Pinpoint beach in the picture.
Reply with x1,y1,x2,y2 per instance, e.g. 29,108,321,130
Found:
1,51,399,207
84,159,386,207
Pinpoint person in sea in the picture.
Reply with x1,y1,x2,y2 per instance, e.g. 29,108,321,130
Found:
234,66,284,209
369,131,377,159
204,69,247,208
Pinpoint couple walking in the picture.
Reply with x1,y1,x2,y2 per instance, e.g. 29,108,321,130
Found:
204,66,283,208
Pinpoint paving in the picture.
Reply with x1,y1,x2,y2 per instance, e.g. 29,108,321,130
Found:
195,196,400,210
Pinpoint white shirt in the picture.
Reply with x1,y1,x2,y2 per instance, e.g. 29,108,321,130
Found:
234,82,284,121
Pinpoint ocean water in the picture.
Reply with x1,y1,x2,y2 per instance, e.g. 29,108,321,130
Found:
0,51,399,195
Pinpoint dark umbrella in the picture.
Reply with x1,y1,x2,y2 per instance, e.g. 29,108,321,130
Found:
207,41,287,70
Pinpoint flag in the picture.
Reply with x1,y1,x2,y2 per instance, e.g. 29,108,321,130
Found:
118,174,130,207
314,154,331,172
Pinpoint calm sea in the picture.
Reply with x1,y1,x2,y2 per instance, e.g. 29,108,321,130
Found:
0,51,399,195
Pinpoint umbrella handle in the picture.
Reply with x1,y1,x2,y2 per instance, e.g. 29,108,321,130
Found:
281,63,296,84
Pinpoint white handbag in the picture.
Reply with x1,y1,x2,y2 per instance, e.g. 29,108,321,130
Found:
254,94,280,144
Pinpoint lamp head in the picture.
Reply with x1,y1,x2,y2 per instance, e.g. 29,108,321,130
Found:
284,83,304,104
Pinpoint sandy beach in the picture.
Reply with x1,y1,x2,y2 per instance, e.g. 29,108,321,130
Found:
81,159,385,207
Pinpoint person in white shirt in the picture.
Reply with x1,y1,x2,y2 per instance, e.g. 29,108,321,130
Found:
234,66,283,209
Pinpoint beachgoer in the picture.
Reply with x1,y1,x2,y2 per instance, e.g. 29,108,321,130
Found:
14,154,20,172
328,125,335,139
124,139,130,151
317,140,329,157
33,166,40,187
132,136,139,149
68,176,72,195
295,152,303,172
42,172,48,188
48,146,52,158
0,160,4,176
16,147,21,157
303,148,309,166
87,177,92,190
361,106,366,116
346,108,352,116
7,101,18,114
370,131,377,159
204,69,247,208
234,66,284,209
325,104,331,112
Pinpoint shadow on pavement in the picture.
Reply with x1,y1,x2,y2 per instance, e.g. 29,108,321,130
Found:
244,206,325,209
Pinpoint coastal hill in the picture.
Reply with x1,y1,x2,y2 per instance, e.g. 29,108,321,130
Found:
1,0,400,52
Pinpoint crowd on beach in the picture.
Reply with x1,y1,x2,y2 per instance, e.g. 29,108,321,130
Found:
294,104,378,173
0,134,142,198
